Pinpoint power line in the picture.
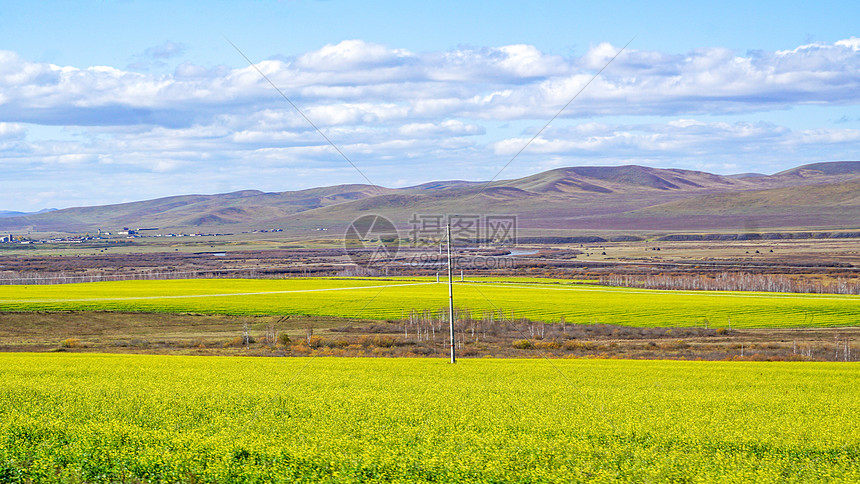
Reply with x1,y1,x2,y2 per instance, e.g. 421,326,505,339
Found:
446,223,456,363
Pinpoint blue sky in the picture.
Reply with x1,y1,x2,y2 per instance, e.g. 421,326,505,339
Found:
1,0,859,211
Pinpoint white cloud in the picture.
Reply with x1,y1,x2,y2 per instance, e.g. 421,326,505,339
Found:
491,120,860,170
0,122,24,138
2,38,860,126
581,42,624,70
835,37,860,51
397,120,484,137
296,39,413,71
1,38,860,210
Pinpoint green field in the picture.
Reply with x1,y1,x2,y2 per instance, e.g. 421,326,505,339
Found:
2,277,859,328
1,353,858,483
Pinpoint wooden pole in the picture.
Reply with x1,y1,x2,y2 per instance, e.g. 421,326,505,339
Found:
447,223,456,364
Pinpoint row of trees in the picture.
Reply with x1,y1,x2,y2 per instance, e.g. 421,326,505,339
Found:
600,272,860,295
0,269,304,285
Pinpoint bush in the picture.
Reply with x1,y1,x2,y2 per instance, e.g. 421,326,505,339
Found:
329,338,349,348
60,338,81,349
535,341,560,350
290,344,311,355
187,338,206,349
306,335,324,347
371,336,396,348
223,336,245,348
563,340,582,351
277,333,292,346
512,339,533,350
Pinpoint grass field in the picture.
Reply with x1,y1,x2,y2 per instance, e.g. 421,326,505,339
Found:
1,353,858,482
2,277,859,328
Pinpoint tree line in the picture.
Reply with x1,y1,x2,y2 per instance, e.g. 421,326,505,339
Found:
600,272,860,295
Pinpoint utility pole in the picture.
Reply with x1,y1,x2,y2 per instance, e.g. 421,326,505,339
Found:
447,223,456,364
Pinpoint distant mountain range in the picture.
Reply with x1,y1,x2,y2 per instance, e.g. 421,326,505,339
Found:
0,208,57,219
2,161,859,236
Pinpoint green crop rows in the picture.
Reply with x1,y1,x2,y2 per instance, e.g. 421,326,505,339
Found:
2,277,859,328
1,354,859,482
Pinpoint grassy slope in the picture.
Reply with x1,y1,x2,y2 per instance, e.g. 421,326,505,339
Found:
2,278,858,328
776,160,860,176
2,354,859,482
5,162,860,234
0,185,390,233
638,178,860,213
284,165,751,230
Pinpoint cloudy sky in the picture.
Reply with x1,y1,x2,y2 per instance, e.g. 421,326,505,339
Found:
1,0,859,211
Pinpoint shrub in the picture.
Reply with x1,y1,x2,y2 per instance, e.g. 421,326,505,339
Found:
306,335,324,347
563,340,582,351
371,336,396,348
290,344,311,355
60,338,81,349
329,338,350,348
277,333,292,346
535,341,560,350
512,339,533,350
223,336,245,348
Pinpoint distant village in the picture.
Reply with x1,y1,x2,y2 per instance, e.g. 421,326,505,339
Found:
0,227,284,245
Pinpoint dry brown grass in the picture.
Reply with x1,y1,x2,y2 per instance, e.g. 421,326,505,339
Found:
2,311,859,362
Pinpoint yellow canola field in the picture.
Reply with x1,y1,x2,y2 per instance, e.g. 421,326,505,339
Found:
2,277,859,328
1,354,858,483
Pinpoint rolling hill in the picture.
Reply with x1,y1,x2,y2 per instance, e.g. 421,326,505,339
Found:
2,161,859,236
629,177,860,230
